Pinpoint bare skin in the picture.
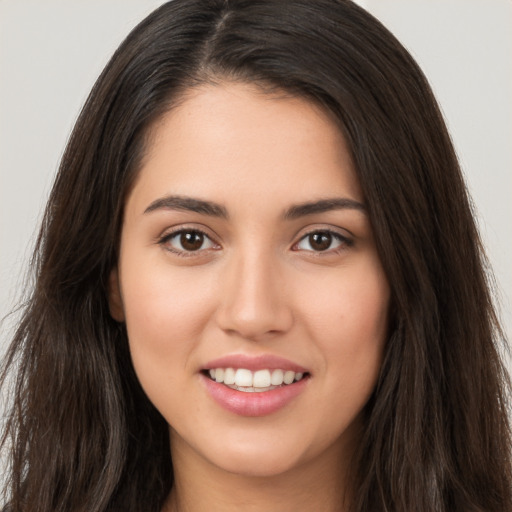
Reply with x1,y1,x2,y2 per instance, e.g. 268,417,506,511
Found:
109,82,389,512
164,421,358,512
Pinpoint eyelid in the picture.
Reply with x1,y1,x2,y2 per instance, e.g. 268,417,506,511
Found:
156,223,353,257
291,226,354,253
157,224,221,256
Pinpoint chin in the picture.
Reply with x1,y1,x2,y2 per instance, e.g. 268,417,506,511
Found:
215,451,303,478
200,432,313,479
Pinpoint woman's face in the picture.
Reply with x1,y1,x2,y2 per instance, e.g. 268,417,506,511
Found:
109,82,390,478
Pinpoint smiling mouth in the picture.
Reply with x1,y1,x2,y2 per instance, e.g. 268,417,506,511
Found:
203,368,309,393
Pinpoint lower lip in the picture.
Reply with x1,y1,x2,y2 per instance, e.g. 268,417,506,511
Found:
201,374,308,417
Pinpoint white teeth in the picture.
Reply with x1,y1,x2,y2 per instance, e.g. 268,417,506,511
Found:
223,367,236,385
207,367,306,388
253,369,271,387
271,369,284,385
235,368,253,387
283,370,295,385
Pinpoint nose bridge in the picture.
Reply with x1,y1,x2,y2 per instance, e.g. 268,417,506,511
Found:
216,244,292,339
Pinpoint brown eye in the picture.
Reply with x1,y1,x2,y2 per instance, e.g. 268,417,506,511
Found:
308,232,332,251
180,231,204,251
294,230,349,253
162,229,217,254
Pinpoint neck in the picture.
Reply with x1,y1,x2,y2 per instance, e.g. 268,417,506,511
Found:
162,430,355,512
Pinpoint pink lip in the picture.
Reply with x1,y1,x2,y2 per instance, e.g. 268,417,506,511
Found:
200,354,310,416
203,353,308,373
201,373,309,417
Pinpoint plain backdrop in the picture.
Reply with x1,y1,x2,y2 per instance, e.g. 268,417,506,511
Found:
1,1,511,360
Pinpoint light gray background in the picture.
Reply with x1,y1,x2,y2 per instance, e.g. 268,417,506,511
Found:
1,0,511,357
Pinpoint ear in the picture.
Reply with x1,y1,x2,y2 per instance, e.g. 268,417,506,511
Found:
108,267,125,322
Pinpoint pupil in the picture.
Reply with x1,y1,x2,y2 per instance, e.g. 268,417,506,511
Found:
181,232,203,251
310,232,331,251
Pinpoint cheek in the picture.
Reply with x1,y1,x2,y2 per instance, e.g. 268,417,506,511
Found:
121,257,214,338
298,260,389,402
118,256,216,395
300,258,389,340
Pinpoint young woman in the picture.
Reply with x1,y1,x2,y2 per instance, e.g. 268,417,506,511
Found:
1,1,510,511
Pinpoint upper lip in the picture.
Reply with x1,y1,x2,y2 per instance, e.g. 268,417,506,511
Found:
203,354,308,373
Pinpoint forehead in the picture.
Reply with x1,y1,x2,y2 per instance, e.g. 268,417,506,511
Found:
128,81,362,214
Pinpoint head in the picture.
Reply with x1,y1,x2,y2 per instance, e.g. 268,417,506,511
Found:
5,1,508,511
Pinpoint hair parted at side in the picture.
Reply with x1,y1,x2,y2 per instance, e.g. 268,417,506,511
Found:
1,1,510,511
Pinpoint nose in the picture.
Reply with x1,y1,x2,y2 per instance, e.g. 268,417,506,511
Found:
215,249,293,340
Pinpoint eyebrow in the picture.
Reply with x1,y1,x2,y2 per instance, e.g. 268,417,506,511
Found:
283,197,366,219
143,194,366,220
144,195,229,218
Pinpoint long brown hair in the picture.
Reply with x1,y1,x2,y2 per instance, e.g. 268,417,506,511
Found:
1,1,510,510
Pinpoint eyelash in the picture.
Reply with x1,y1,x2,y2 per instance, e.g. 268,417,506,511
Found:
157,227,353,257
292,229,353,254
158,227,219,257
